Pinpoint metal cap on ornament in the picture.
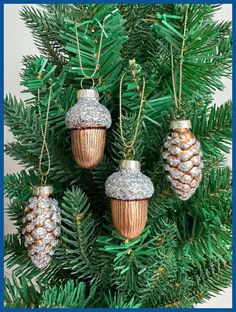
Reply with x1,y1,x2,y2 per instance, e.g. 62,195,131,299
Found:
76,89,99,100
119,159,141,170
170,120,191,130
33,185,54,196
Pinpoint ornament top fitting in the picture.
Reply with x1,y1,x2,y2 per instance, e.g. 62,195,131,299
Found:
119,159,141,170
33,185,54,196
171,120,191,130
76,89,99,100
65,88,112,129
105,160,154,201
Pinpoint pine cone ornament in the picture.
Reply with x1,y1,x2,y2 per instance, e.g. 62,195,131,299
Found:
65,89,111,169
105,160,154,240
23,186,61,269
163,120,203,201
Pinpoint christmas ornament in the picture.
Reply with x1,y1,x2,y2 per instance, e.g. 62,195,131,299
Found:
105,67,153,240
23,82,61,269
65,19,110,168
105,160,154,240
65,89,111,168
163,120,203,201
23,186,61,269
163,5,202,200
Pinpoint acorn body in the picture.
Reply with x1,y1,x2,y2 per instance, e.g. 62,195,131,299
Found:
111,198,148,240
105,160,154,240
163,120,203,201
65,89,111,169
23,186,61,269
71,127,106,169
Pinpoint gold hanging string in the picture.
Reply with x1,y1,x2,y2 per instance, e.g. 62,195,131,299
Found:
119,72,146,160
37,81,53,185
170,4,190,113
75,19,105,87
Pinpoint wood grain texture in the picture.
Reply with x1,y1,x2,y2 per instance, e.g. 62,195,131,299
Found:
71,128,106,169
111,199,148,240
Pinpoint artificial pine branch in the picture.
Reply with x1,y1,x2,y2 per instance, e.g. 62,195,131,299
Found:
4,274,40,308
20,5,69,68
193,101,232,157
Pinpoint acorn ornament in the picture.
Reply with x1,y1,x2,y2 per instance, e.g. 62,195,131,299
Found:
163,120,203,201
23,186,61,269
65,89,111,168
105,160,154,240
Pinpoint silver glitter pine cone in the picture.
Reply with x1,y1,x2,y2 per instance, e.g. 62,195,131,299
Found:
163,120,203,201
23,186,61,269
105,160,154,240
65,89,112,169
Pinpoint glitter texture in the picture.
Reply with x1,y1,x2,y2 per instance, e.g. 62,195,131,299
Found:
163,122,203,201
105,167,154,200
24,194,61,269
65,89,111,129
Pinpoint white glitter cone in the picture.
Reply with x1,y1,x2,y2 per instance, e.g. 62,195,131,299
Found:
23,186,61,269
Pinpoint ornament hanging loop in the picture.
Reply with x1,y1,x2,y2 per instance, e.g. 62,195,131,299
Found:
170,4,190,114
119,72,146,158
124,146,135,160
75,18,105,83
80,77,95,90
38,81,53,186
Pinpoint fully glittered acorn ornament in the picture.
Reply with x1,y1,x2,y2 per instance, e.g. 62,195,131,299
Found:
23,186,61,269
65,89,111,169
105,160,154,240
163,120,203,201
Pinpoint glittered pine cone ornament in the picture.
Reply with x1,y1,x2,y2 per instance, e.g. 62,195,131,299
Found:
65,89,112,169
105,160,154,240
163,120,203,201
23,186,61,269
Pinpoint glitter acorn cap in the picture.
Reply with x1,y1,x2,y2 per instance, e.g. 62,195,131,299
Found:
65,89,112,129
105,160,154,200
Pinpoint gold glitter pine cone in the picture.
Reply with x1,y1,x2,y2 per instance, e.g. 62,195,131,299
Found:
23,186,61,269
163,120,203,201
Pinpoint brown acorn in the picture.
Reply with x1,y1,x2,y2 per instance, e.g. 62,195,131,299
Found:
71,127,106,169
163,120,203,200
105,160,154,240
111,198,148,240
65,89,111,169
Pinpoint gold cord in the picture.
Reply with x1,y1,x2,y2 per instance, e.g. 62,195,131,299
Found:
75,19,105,86
38,82,53,185
119,72,146,160
170,4,190,112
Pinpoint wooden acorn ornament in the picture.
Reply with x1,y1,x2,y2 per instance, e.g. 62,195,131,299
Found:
65,89,111,169
163,120,203,201
23,185,61,269
105,160,154,240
